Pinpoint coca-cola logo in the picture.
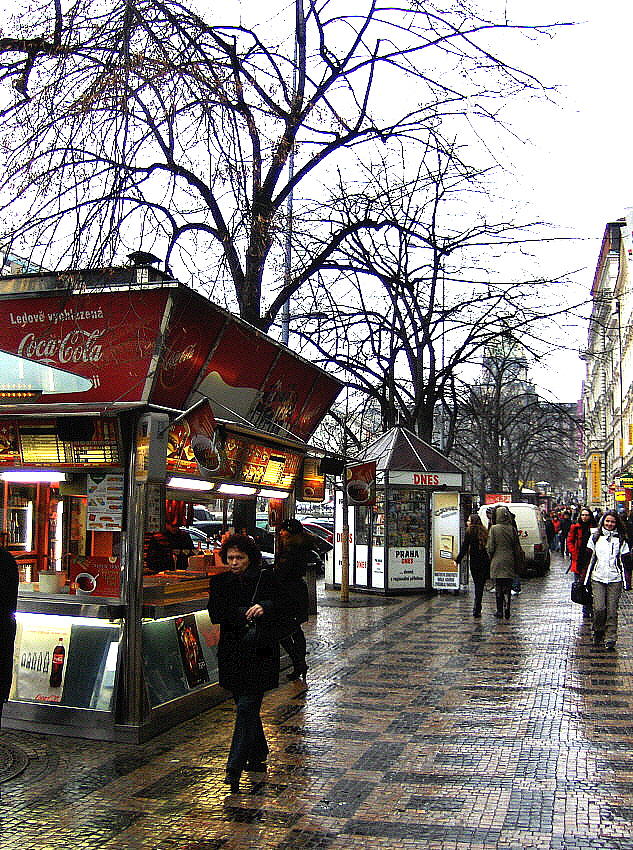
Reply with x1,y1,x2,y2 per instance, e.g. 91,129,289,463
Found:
163,344,196,372
17,329,105,364
159,326,202,391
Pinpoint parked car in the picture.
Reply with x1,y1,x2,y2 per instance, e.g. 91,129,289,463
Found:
478,502,550,576
193,504,220,523
192,519,224,542
297,518,334,552
184,525,214,547
183,525,274,566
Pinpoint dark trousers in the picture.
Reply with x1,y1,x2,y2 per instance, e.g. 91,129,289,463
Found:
471,573,486,615
495,578,513,616
227,692,268,773
280,627,307,673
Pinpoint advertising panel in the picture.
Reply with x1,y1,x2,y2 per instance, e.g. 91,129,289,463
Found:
355,544,369,587
193,327,341,442
387,547,426,589
371,547,385,589
333,489,353,585
0,290,169,404
174,614,211,689
298,457,326,502
589,452,602,503
166,424,303,491
345,461,377,506
11,620,73,703
69,555,122,597
431,492,461,590
152,302,226,409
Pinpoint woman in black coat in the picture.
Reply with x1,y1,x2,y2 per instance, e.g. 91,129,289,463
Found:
0,546,19,720
275,519,312,682
454,514,490,619
208,534,281,792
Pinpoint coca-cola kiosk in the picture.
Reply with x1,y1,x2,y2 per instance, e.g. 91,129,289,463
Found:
0,265,340,741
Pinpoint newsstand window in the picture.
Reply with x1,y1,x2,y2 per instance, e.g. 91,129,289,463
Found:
387,487,428,548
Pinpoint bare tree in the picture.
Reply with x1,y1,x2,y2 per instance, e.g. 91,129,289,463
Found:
0,0,564,328
451,342,580,499
285,155,574,444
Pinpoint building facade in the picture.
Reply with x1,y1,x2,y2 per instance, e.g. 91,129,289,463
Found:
582,217,633,509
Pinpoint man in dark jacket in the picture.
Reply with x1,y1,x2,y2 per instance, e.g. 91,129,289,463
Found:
0,546,19,721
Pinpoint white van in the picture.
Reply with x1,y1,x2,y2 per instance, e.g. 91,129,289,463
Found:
478,502,550,576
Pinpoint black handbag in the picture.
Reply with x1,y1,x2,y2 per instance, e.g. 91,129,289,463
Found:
571,580,591,606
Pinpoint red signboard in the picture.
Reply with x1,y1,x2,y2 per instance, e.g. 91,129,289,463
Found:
0,291,169,405
69,555,121,597
152,298,227,409
0,284,341,444
485,493,512,504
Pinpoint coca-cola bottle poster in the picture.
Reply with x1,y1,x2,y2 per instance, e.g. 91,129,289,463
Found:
174,615,210,689
11,620,73,703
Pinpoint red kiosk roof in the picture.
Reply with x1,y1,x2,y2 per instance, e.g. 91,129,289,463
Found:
0,282,341,443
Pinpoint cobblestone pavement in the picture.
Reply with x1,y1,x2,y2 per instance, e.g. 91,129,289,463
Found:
3,553,633,850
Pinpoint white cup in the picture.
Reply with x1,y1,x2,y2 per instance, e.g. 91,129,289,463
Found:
38,571,63,594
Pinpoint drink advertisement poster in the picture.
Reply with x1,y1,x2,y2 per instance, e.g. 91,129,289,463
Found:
345,461,376,506
431,492,460,590
87,472,124,531
185,400,226,479
299,457,326,502
175,614,210,689
69,555,122,597
11,621,72,703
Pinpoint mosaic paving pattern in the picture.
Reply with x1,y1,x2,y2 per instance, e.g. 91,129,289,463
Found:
2,552,633,849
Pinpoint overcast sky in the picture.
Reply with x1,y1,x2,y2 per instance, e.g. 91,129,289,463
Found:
498,1,633,401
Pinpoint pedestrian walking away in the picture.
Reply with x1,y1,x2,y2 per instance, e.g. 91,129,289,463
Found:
208,534,282,793
0,544,19,723
486,506,521,620
586,511,630,650
454,513,490,618
566,506,597,619
274,518,313,682
559,510,572,558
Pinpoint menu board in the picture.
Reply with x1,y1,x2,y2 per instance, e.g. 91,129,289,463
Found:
0,417,120,468
87,472,124,530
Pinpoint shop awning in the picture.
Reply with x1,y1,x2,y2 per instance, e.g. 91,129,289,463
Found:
0,280,342,445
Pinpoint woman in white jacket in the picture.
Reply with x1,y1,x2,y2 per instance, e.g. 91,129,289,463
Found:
586,511,629,650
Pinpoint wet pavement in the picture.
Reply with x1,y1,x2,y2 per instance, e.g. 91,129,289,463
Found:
2,552,633,849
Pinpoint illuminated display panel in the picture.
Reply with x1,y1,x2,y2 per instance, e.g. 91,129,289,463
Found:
0,418,120,468
166,425,303,492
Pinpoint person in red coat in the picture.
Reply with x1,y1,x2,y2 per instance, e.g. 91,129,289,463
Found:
567,507,597,618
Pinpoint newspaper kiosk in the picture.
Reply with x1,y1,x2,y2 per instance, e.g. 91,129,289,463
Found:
328,427,465,594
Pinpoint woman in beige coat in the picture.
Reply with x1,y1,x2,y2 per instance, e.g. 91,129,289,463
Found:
486,506,520,620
